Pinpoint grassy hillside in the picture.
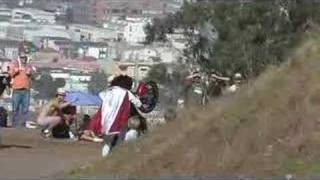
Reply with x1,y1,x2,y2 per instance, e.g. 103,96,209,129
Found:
70,33,320,177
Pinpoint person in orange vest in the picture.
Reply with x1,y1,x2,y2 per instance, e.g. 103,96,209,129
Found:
8,52,35,128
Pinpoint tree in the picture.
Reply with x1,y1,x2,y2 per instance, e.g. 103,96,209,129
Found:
146,1,320,78
88,71,108,94
144,23,155,44
66,7,74,24
145,63,168,85
32,73,66,100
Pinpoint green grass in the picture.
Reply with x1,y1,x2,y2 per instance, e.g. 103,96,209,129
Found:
68,31,320,177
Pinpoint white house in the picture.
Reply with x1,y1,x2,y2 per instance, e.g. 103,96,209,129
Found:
0,39,20,59
0,22,10,38
166,33,188,51
156,47,182,64
69,24,118,42
49,69,91,92
112,60,158,81
12,8,56,24
24,26,72,42
0,8,12,22
123,17,151,45
123,47,158,61
76,42,109,59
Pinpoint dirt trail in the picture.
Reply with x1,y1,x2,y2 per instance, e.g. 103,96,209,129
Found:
0,128,101,179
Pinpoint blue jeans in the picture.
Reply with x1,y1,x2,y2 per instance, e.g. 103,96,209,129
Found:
12,89,30,128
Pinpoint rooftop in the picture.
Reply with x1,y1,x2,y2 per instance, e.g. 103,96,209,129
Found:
13,8,55,16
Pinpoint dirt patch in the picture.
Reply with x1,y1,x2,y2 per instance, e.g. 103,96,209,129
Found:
0,128,101,179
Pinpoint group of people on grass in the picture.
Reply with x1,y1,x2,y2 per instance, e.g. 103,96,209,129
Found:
0,50,242,156
37,74,150,156
0,52,153,157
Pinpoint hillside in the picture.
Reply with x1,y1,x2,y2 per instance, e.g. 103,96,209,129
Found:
70,34,320,177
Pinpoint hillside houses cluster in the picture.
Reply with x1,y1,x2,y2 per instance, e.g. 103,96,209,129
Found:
0,0,191,96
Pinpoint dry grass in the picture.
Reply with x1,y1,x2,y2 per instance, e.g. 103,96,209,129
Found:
70,32,320,177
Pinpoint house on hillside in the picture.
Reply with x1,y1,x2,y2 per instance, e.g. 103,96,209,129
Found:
69,24,118,42
24,26,72,42
48,68,92,92
111,60,159,81
12,8,56,24
0,8,12,22
0,39,19,59
33,68,93,108
166,31,188,51
123,46,158,61
75,41,108,59
123,17,151,45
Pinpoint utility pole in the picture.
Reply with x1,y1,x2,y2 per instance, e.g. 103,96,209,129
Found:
134,53,139,88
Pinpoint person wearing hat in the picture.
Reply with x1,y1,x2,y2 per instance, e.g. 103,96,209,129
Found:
8,52,35,128
36,88,71,138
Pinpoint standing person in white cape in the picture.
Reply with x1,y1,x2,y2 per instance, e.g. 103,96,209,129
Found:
99,75,143,157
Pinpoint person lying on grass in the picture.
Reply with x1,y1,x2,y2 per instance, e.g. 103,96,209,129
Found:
78,114,103,143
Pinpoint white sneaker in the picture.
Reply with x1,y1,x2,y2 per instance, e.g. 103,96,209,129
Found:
102,144,110,157
69,131,75,139
125,129,138,142
26,121,37,129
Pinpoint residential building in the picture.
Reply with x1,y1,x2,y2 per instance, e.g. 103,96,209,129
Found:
166,31,188,51
0,7,11,22
102,16,126,40
4,23,24,40
112,60,159,81
156,46,182,63
90,0,108,24
12,8,56,24
69,0,107,25
123,17,151,44
0,39,19,59
49,68,92,92
123,46,158,61
0,21,9,38
75,41,108,59
24,25,72,42
104,0,173,18
69,24,118,42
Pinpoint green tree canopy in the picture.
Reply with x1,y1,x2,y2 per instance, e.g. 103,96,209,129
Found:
145,0,320,78
88,71,108,94
32,73,66,100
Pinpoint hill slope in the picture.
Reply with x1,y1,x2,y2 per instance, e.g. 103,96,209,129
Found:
71,34,320,177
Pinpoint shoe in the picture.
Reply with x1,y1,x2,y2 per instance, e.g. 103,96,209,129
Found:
26,121,38,129
68,131,75,139
102,144,110,157
40,129,51,138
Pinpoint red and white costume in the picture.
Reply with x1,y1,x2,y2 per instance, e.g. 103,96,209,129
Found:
99,86,142,136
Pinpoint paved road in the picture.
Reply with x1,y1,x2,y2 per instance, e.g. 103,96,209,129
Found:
0,128,101,179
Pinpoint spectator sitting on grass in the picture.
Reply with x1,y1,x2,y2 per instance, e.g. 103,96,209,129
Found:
78,114,103,143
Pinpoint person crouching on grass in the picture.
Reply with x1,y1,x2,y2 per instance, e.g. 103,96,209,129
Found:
36,89,72,138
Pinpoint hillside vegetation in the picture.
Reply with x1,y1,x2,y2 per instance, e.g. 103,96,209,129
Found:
70,33,320,177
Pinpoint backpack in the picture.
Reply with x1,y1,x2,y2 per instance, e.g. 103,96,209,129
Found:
0,106,8,127
52,122,70,138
